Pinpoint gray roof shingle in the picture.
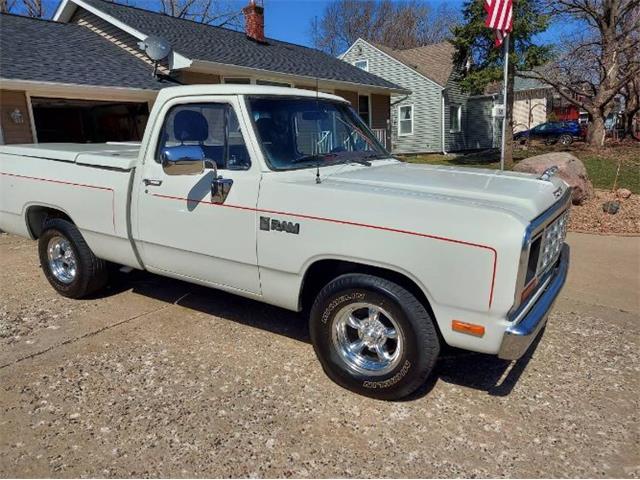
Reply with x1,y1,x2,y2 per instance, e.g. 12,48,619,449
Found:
77,0,402,91
484,72,552,94
371,42,456,87
0,13,166,90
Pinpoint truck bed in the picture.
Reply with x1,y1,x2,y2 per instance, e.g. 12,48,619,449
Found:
0,142,141,269
0,143,141,170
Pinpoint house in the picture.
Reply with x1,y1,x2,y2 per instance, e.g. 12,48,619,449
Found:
0,0,406,145
485,75,555,133
341,39,592,154
511,77,554,132
341,38,498,154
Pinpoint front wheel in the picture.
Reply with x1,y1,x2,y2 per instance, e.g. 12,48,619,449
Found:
38,218,108,298
309,274,440,400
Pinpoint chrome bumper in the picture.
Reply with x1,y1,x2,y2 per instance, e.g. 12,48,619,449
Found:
498,244,570,360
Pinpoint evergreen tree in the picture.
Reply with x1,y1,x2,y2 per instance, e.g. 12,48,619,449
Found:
451,0,551,168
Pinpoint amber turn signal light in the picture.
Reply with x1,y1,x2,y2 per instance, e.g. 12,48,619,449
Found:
452,320,485,337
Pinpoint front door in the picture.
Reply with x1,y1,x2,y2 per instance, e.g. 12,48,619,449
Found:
134,96,261,295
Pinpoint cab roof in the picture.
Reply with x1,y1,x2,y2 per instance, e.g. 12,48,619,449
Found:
155,84,348,104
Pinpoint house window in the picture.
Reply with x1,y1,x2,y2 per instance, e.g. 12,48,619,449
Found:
354,59,369,71
450,104,462,133
358,95,371,126
223,77,251,84
398,105,413,136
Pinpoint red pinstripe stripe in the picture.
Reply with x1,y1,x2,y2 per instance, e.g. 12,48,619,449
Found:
0,172,498,308
1,171,112,191
151,192,498,309
1,172,116,232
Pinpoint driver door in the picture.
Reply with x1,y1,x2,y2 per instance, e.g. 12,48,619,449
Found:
134,96,261,295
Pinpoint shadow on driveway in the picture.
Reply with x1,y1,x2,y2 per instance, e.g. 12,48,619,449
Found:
98,268,538,400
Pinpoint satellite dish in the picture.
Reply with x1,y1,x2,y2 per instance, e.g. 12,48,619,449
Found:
138,35,172,61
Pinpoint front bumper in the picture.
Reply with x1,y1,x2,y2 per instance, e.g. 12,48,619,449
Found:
498,244,570,360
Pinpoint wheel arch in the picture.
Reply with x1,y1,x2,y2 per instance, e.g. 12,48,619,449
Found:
298,257,439,328
24,204,74,239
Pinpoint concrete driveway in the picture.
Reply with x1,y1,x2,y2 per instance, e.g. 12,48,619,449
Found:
0,232,638,477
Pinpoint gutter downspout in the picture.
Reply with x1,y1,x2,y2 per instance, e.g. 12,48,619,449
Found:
441,89,448,155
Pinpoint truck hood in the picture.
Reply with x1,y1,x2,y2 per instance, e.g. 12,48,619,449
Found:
325,161,568,223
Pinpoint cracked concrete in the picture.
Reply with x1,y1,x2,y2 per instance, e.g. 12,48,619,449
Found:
0,232,638,477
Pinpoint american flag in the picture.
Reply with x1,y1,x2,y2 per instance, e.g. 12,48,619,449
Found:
484,0,513,47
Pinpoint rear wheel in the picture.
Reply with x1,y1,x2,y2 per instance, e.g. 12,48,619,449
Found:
309,273,440,400
38,218,108,298
558,134,573,145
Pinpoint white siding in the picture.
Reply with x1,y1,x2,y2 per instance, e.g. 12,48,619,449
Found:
342,39,443,154
513,96,548,133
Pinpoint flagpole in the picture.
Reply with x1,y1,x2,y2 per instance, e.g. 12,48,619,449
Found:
500,33,509,171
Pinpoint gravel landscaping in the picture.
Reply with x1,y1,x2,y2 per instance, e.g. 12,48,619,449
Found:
568,189,640,235
0,233,638,478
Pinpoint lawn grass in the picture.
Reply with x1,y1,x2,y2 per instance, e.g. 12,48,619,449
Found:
402,143,640,194
579,155,639,193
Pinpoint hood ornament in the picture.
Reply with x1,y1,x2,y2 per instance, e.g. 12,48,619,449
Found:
538,166,559,182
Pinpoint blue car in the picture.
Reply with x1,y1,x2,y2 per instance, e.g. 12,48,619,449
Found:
514,121,584,145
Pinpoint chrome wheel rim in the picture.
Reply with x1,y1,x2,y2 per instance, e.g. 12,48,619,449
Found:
47,236,77,284
331,302,403,376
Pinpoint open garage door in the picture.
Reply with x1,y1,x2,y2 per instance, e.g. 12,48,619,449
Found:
31,98,149,143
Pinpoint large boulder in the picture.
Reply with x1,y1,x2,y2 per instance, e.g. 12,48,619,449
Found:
513,152,594,205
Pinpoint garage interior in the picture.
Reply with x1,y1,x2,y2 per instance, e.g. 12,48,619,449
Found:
31,98,149,143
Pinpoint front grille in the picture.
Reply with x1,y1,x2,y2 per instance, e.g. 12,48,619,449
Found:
524,236,542,286
536,210,569,275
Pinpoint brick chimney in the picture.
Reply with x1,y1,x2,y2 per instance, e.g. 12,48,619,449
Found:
243,0,265,43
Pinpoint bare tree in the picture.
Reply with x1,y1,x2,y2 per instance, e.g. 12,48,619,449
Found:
525,0,640,146
311,0,459,56
0,0,18,13
157,0,243,27
21,0,44,17
620,76,639,139
0,0,38,15
0,0,241,24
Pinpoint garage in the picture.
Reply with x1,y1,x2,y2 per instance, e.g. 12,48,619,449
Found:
31,98,149,143
0,13,161,146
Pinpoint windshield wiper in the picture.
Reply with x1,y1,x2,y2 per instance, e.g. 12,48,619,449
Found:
343,159,372,166
337,152,390,166
362,153,390,161
291,153,337,164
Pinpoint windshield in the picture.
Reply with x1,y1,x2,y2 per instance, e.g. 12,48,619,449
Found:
247,96,389,170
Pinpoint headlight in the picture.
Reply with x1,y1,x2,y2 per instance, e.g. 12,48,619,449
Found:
537,212,568,274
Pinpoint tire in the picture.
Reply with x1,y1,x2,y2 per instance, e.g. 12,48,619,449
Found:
559,134,573,145
38,218,108,298
309,273,440,400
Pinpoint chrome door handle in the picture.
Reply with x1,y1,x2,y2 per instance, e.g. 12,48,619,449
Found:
211,176,234,204
143,178,163,187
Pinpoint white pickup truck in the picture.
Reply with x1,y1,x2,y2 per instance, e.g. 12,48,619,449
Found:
0,85,571,399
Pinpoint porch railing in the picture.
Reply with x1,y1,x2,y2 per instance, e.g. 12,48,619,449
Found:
372,128,387,148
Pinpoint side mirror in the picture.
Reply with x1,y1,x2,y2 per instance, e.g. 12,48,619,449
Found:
161,145,205,176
